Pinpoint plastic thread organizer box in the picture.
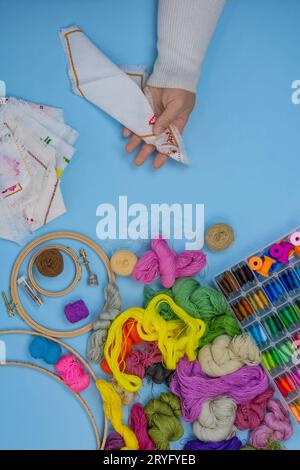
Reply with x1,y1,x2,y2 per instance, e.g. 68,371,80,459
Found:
214,228,300,423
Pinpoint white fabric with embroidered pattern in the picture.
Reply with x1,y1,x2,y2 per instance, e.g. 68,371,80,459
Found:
0,96,79,245
60,26,188,164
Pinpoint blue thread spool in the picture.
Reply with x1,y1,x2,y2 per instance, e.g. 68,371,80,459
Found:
291,270,300,289
280,273,290,292
263,284,274,302
274,280,285,296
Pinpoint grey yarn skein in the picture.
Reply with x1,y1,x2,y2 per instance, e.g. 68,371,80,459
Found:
87,283,121,363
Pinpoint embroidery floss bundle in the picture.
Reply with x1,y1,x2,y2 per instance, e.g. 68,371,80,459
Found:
104,294,205,392
96,380,138,450
129,403,155,450
184,436,242,450
144,393,184,450
192,397,237,442
29,336,61,365
55,354,90,392
145,363,174,385
87,283,121,364
133,238,206,288
125,343,162,378
249,399,293,449
170,357,269,422
144,278,240,347
235,387,274,430
198,334,261,377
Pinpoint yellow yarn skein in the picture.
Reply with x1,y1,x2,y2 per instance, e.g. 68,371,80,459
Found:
96,380,139,450
104,294,206,392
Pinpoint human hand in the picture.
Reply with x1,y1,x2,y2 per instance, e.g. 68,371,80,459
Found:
124,86,195,169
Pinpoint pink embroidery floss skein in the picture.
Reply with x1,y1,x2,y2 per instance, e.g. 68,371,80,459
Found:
249,399,293,449
235,387,274,430
133,237,206,288
129,403,155,450
55,354,90,393
125,343,162,378
170,357,269,422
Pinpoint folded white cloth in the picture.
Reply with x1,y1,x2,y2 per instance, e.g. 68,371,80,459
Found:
0,96,79,245
60,26,188,164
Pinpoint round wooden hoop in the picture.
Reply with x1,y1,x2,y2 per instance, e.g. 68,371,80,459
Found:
10,232,115,338
28,244,82,297
0,329,108,450
1,362,101,449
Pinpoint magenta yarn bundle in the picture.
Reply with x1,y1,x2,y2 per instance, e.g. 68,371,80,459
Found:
170,357,269,422
55,354,90,393
133,237,206,288
235,387,274,430
129,403,155,450
249,399,293,449
125,343,162,378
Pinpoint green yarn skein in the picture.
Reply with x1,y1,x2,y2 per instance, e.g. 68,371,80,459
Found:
144,392,184,450
241,442,284,451
144,278,240,348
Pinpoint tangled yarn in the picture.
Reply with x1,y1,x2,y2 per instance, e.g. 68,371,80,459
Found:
96,380,138,450
129,403,155,450
193,397,237,442
146,363,174,385
87,283,121,364
144,393,184,450
198,334,260,377
184,436,242,450
133,238,206,288
125,343,162,378
249,399,293,449
101,318,143,374
36,248,64,277
111,379,137,406
104,294,205,392
105,432,125,450
170,357,269,422
235,387,274,430
29,337,61,365
144,278,240,347
55,354,90,393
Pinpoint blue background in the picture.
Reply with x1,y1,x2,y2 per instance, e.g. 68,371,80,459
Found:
0,0,300,450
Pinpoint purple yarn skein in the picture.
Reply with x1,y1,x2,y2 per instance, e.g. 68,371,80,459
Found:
64,300,89,323
184,436,242,451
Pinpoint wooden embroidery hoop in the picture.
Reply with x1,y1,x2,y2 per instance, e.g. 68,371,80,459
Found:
0,329,108,450
10,232,115,338
27,244,82,297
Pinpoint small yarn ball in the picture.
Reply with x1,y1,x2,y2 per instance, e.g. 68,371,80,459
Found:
193,397,237,442
55,354,90,393
144,392,184,450
184,436,242,451
105,432,125,450
29,337,61,365
110,250,138,276
64,299,89,324
205,223,234,252
36,249,64,277
198,334,261,377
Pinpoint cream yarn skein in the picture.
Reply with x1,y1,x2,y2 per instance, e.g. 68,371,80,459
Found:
198,334,261,377
193,396,237,442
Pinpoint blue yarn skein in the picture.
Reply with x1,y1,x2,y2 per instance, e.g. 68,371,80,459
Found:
29,337,62,365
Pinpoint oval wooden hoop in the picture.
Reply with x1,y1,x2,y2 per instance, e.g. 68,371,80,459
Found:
0,329,108,450
28,244,82,297
10,232,115,338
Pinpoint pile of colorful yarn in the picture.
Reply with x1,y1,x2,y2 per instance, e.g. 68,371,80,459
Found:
87,239,293,451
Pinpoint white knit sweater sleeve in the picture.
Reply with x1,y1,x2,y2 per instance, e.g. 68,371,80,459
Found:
148,0,225,93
